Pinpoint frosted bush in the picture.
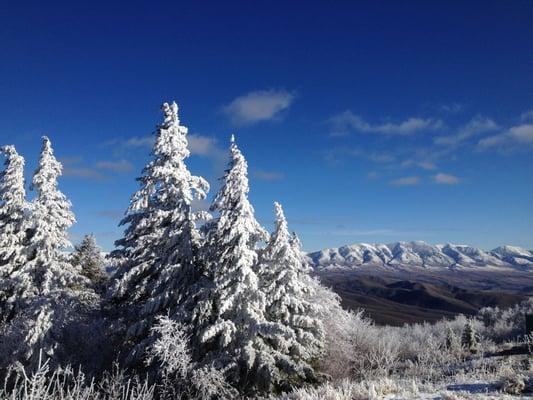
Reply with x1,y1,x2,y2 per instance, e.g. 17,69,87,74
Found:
275,377,415,400
190,365,234,400
499,374,527,395
145,316,191,378
0,354,155,400
146,315,237,399
478,298,533,342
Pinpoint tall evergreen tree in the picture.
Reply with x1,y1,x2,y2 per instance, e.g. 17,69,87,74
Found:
3,137,88,305
193,136,289,393
21,137,85,296
71,234,107,291
0,146,28,320
257,202,324,384
108,102,209,363
1,137,93,365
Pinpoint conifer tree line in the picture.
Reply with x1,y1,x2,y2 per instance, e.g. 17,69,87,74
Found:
0,101,335,396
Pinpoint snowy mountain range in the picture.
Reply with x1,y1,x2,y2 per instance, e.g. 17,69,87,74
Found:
308,241,533,270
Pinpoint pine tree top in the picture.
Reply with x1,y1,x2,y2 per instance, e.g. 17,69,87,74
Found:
272,201,290,243
209,136,267,242
28,136,75,254
32,136,63,193
0,145,26,210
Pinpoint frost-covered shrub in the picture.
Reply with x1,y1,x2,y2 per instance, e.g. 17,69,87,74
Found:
146,315,237,400
0,354,155,400
499,374,527,395
478,298,533,342
360,328,401,379
439,391,462,400
444,326,463,358
310,280,368,380
275,377,416,400
310,283,533,390
312,284,403,381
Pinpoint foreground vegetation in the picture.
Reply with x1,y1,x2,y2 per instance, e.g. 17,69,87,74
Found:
0,299,532,399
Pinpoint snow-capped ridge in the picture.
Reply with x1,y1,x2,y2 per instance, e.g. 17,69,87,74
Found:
309,241,533,270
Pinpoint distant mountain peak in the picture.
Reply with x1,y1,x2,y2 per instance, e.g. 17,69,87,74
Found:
308,241,533,271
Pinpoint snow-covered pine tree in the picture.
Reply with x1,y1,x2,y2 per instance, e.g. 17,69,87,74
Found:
1,136,94,365
22,136,87,295
257,202,324,384
0,145,28,320
192,135,292,394
71,234,107,291
108,102,209,364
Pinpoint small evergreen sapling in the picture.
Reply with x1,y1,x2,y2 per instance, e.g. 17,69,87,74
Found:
461,320,479,353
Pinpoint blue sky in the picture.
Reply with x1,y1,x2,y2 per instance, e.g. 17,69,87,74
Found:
1,1,532,251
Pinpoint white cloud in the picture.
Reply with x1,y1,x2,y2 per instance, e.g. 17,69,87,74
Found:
434,173,460,185
348,148,395,163
510,124,533,143
367,171,380,180
439,103,464,114
188,134,229,177
63,166,105,181
62,155,134,177
124,136,154,147
329,110,443,136
323,147,397,167
478,124,533,150
390,176,420,186
59,156,83,166
188,134,226,160
418,161,437,170
402,159,437,170
434,116,498,146
365,152,395,163
96,210,123,219
222,89,295,126
60,156,106,181
96,159,134,173
188,134,216,155
520,109,533,121
252,169,285,181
